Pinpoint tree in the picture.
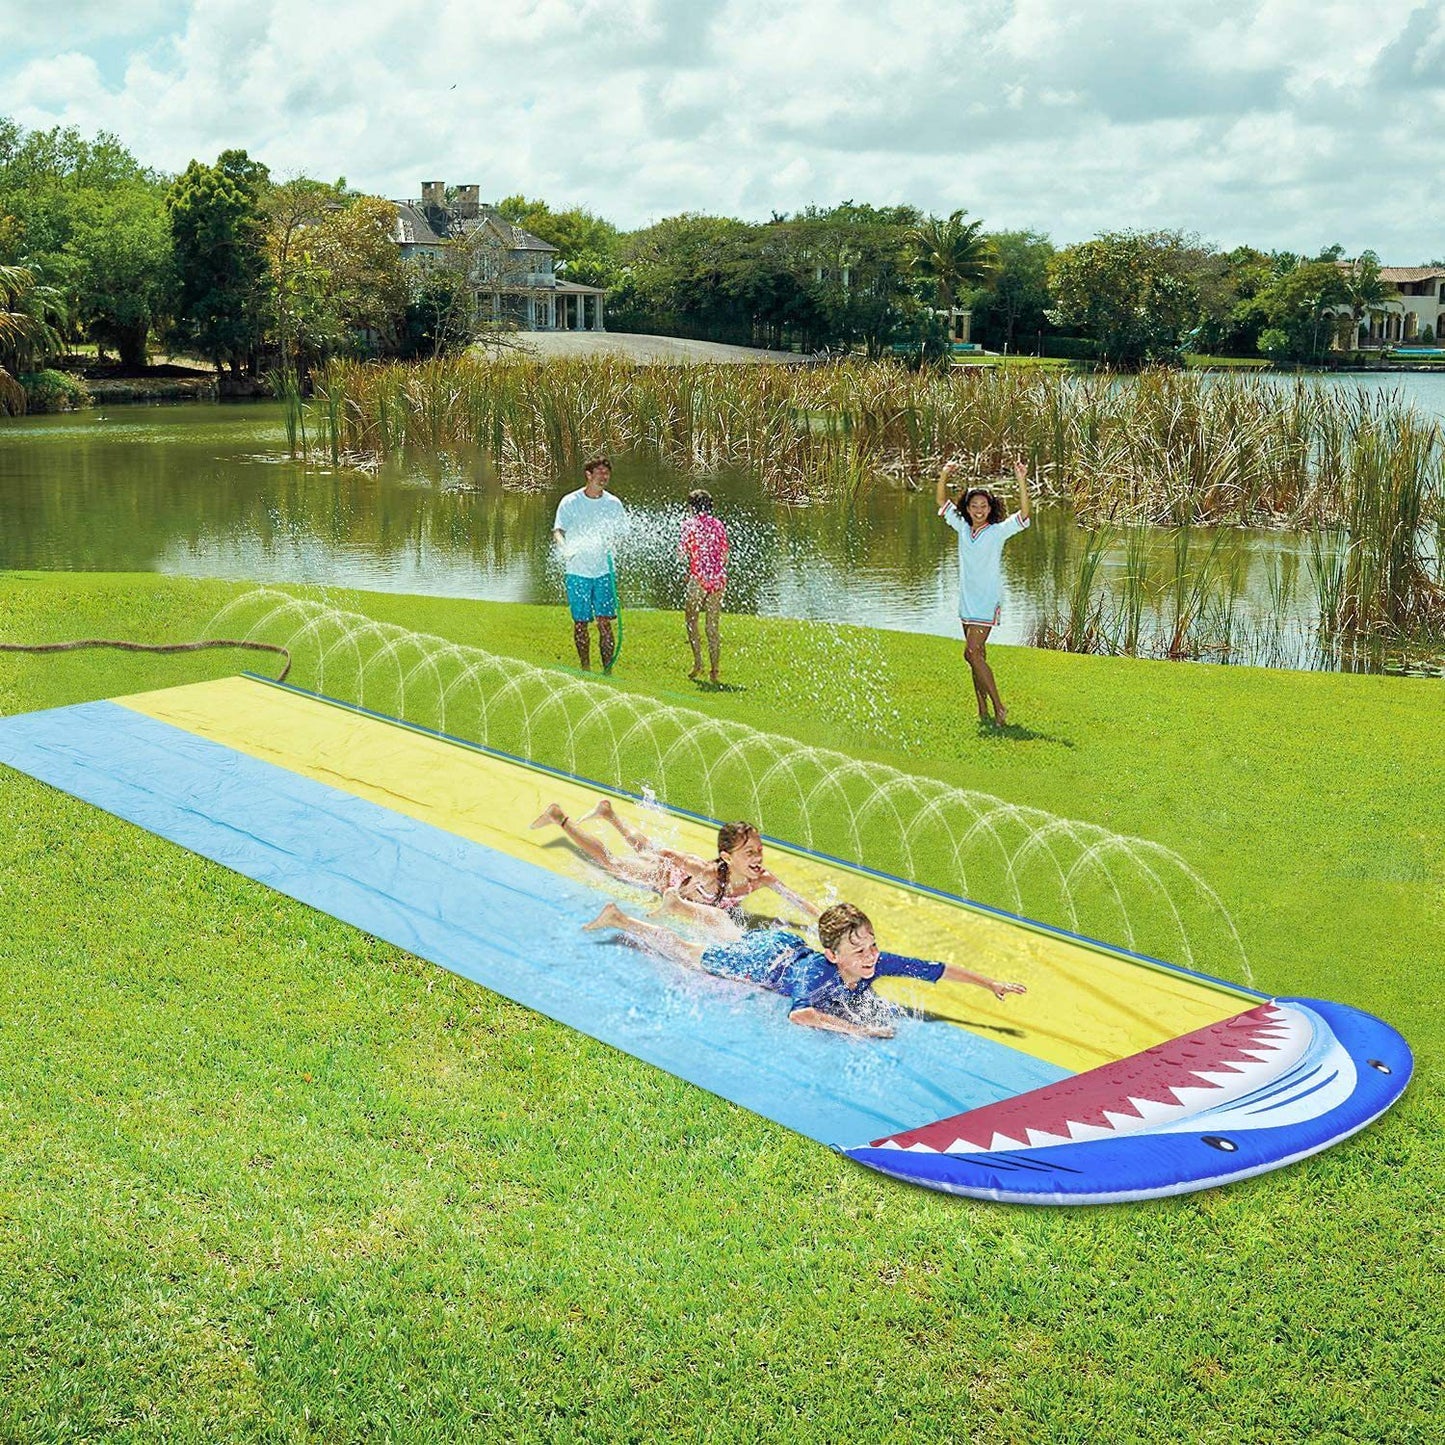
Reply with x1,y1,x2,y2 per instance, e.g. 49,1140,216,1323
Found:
1047,231,1203,366
264,180,419,365
494,195,620,264
965,230,1054,350
0,261,65,411
0,116,167,356
1338,251,1392,348
67,181,174,365
781,202,922,356
905,209,996,318
619,213,760,343
1252,256,1348,364
167,149,271,374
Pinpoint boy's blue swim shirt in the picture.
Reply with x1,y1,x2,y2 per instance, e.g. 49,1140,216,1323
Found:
700,929,944,1019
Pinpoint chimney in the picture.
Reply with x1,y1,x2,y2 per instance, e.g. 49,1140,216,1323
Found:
421,180,445,210
456,184,480,219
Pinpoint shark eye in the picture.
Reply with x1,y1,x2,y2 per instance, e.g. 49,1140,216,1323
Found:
1202,1136,1238,1153
1367,1059,1392,1074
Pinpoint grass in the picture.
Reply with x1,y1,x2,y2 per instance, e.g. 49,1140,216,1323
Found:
1182,355,1273,370
1,570,1441,1442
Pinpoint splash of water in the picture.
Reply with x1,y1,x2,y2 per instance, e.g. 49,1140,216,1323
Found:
205,586,1253,986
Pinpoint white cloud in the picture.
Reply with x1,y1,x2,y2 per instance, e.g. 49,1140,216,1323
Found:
3,0,1444,259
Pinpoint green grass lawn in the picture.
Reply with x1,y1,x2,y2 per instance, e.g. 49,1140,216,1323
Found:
1,572,1440,1443
1182,355,1273,370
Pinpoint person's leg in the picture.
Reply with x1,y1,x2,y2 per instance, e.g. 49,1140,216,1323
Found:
655,887,744,941
595,572,619,674
565,574,594,669
705,585,723,683
531,803,659,885
583,901,707,969
684,580,704,679
961,623,988,720
964,625,1006,724
581,797,653,853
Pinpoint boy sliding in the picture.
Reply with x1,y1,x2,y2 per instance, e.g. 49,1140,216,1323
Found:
584,900,1025,1040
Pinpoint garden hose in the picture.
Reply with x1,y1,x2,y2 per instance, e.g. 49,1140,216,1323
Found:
0,637,291,681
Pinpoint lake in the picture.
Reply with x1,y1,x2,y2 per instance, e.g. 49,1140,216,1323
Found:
3,370,1443,671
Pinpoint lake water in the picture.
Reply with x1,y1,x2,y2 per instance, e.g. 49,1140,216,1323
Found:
3,371,1443,671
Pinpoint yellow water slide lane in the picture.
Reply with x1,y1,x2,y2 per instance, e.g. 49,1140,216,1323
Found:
118,676,1251,1073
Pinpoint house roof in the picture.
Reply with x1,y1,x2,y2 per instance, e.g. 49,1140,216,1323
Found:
389,199,557,253
391,202,446,246
1377,266,1445,283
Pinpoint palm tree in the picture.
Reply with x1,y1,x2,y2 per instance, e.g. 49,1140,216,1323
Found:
1340,251,1393,349
0,263,66,412
905,210,997,321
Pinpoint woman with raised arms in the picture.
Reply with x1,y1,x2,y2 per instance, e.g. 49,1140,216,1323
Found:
936,457,1032,727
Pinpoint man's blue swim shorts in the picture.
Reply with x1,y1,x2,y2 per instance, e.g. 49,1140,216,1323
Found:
565,571,618,623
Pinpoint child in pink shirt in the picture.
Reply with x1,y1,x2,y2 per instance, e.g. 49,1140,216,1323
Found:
679,488,730,683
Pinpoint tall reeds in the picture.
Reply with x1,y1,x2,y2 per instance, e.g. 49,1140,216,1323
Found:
311,357,1436,525
309,356,1442,659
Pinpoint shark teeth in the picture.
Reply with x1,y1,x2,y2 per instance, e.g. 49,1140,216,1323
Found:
865,1002,1317,1156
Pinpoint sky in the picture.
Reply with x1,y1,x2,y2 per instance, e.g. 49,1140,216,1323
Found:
4,0,1444,260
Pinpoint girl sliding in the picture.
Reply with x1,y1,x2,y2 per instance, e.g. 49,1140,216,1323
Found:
531,800,820,937
936,457,1032,726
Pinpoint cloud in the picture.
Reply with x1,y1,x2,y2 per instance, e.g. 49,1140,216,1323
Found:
3,0,1444,260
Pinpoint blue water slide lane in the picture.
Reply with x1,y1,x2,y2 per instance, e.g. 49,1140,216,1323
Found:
0,700,1066,1149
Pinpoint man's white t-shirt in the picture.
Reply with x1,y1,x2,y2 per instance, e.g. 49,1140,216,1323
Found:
553,488,627,578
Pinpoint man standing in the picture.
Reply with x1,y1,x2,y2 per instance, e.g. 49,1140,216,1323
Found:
552,455,627,673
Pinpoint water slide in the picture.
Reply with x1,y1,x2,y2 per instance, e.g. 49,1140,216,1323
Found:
0,674,1411,1204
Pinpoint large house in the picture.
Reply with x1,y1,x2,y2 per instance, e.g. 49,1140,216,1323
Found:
389,181,605,332
1334,265,1445,348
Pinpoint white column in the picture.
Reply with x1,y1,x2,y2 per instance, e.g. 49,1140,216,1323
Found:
596,293,605,332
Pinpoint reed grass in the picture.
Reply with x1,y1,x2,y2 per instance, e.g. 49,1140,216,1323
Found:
311,357,1436,524
310,357,1443,661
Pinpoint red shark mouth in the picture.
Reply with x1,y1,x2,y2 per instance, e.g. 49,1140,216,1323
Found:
870,1003,1306,1155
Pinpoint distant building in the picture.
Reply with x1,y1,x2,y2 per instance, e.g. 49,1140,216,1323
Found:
389,181,605,332
1332,265,1445,348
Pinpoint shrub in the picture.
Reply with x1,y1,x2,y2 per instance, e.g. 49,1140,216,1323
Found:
18,370,91,413
1039,336,1102,361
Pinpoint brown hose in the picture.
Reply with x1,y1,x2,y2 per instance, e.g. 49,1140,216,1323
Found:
0,638,290,682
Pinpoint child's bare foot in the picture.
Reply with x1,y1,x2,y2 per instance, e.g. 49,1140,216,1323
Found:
581,798,615,824
689,663,703,680
583,902,627,932
655,887,690,922
709,669,720,685
531,803,567,830
995,705,1008,727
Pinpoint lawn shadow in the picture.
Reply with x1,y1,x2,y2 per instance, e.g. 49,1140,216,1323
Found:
660,680,748,703
977,719,1074,747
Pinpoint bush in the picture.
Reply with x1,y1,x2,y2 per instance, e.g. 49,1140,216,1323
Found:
18,370,91,413
1256,328,1293,363
1039,336,1103,361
